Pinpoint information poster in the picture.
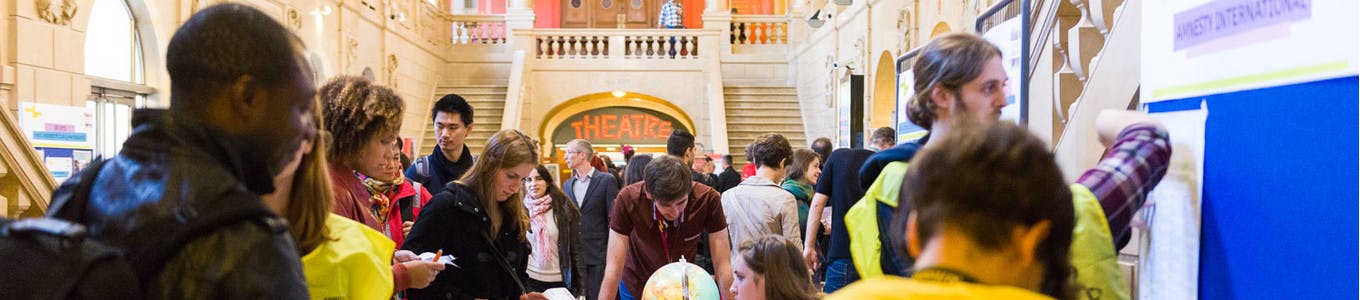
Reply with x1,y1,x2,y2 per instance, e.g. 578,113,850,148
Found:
18,102,95,182
1141,0,1357,298
894,71,927,142
836,78,852,148
980,16,1023,124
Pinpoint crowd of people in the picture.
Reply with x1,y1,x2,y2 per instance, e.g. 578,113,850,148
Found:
25,3,1171,300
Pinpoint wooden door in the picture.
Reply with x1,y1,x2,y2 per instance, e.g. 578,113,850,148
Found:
561,0,657,28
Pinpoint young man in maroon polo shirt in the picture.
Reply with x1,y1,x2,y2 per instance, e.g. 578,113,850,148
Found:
598,155,734,300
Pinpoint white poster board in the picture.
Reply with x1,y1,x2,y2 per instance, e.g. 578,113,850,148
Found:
980,16,1023,124
1143,0,1358,103
18,102,95,182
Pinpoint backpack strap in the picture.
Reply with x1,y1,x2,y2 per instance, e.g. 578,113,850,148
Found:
414,156,431,181
412,181,424,210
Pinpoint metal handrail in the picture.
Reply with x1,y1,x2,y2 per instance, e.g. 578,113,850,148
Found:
1028,0,1061,79
975,0,1020,33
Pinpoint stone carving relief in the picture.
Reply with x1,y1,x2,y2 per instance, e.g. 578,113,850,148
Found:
850,35,867,74
344,36,360,73
385,55,399,89
36,0,79,25
287,8,302,30
896,8,913,54
824,54,836,108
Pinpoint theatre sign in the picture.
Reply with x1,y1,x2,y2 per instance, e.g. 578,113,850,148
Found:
551,106,683,145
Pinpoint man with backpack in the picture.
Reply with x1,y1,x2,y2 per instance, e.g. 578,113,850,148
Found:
406,94,477,195
39,3,314,298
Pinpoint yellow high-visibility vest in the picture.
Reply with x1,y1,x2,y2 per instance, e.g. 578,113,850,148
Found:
302,214,396,300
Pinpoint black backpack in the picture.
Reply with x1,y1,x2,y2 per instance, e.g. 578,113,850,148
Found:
0,158,276,299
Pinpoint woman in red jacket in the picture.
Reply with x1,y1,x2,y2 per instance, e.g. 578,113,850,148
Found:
359,142,434,247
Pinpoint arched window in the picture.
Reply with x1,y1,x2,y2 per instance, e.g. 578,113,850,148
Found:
84,0,150,157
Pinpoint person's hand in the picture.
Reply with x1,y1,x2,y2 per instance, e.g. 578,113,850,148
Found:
402,260,446,289
1096,109,1160,148
519,292,548,300
403,221,414,236
394,250,420,263
802,246,820,273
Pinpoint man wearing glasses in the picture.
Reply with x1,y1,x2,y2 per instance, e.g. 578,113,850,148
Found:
563,139,620,300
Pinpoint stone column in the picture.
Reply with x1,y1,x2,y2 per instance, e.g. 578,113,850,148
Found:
452,0,468,13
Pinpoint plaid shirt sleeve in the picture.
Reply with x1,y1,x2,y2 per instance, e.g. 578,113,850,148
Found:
1076,123,1172,250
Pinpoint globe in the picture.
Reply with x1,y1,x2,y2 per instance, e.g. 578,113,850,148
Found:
640,258,721,300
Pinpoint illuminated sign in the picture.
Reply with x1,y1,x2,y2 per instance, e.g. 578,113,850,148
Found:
552,106,684,145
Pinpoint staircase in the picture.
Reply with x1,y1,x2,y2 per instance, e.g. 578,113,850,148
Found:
0,108,59,218
722,86,807,171
1033,0,1139,179
422,85,507,157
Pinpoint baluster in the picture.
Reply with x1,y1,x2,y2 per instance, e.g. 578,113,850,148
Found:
600,36,610,58
456,22,469,44
730,22,738,44
536,37,546,58
549,36,561,59
777,23,786,44
738,22,748,44
631,37,642,58
587,36,598,57
647,35,658,58
497,23,506,44
689,36,698,58
681,36,691,58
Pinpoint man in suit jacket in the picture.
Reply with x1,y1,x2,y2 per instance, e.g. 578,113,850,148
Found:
563,139,620,300
715,154,742,193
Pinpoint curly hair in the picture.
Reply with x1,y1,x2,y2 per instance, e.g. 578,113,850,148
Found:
907,33,1001,130
320,76,405,162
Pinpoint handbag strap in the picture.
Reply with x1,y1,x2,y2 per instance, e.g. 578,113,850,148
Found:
480,230,528,296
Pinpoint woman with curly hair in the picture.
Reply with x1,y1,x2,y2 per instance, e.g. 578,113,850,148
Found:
320,75,443,292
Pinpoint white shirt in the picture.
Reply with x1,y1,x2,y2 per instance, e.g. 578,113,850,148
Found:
572,168,595,207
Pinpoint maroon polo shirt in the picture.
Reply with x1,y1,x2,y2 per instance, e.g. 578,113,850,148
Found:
610,181,726,296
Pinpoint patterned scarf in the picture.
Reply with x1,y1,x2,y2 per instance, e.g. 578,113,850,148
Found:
361,174,404,224
523,192,555,266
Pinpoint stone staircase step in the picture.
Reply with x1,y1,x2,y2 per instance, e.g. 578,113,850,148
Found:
724,102,801,110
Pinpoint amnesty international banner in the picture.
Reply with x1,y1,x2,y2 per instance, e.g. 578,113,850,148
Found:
1141,0,1357,299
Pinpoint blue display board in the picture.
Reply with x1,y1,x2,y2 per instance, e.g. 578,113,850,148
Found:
1146,76,1358,299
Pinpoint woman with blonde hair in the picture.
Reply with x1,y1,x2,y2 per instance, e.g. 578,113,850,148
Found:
403,129,548,300
731,236,821,300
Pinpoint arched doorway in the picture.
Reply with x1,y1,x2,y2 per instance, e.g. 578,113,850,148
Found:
870,51,896,131
538,92,696,182
930,21,952,38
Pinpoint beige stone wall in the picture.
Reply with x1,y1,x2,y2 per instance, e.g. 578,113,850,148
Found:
789,0,989,142
1,0,457,144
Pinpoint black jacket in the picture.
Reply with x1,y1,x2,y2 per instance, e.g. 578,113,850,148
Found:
716,166,742,193
403,182,531,300
406,145,475,196
562,170,619,266
48,110,308,299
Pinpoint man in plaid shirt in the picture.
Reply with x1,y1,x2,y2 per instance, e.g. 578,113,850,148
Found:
658,0,683,29
846,33,1170,296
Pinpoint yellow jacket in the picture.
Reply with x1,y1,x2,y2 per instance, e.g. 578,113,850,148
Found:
302,214,396,300
845,161,910,279
845,164,1129,299
827,276,1054,300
